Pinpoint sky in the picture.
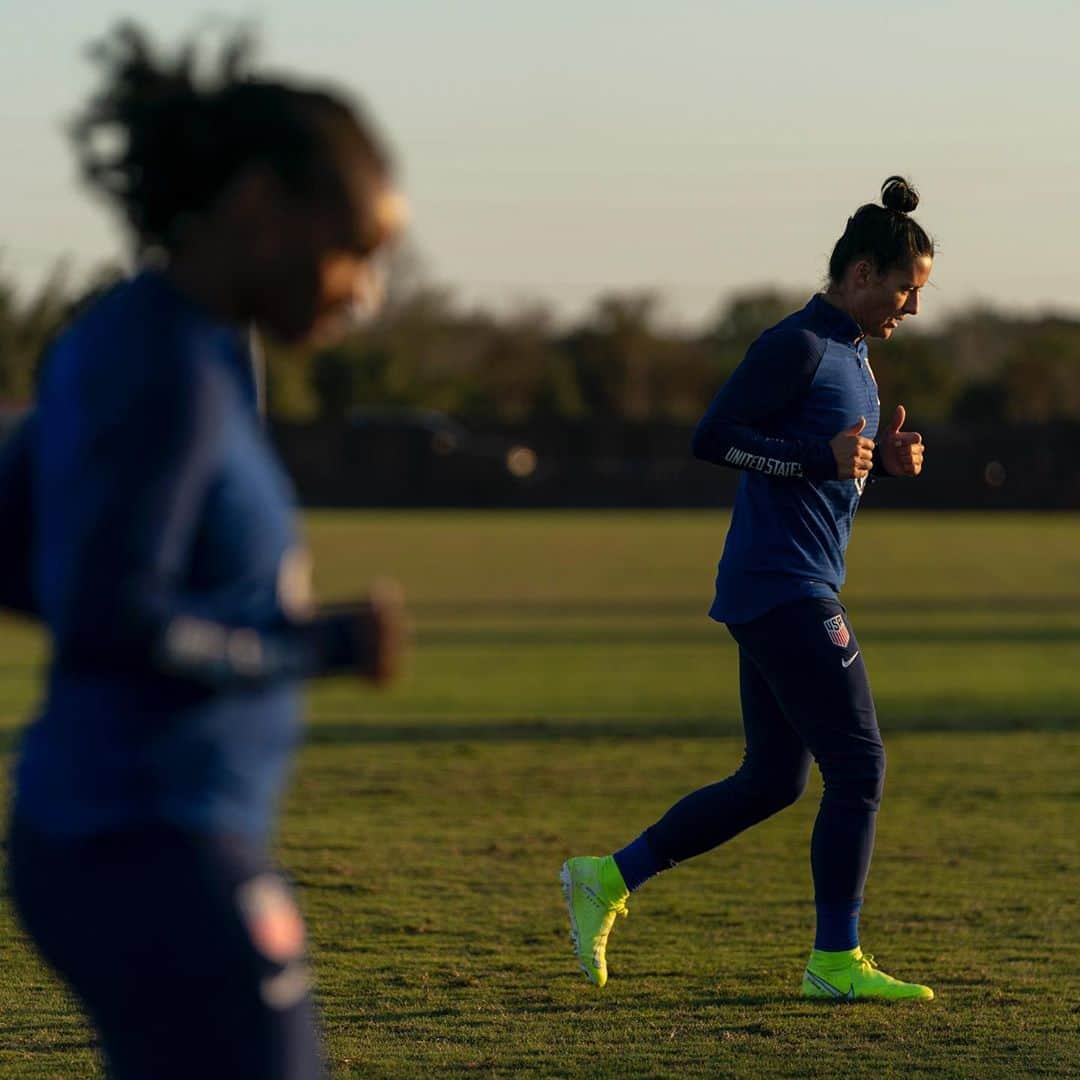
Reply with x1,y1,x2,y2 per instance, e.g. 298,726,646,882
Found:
1,0,1078,328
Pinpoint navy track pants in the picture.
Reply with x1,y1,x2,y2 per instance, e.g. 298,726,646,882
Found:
646,597,885,905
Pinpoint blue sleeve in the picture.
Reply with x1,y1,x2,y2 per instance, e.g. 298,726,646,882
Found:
55,355,369,685
0,415,37,618
691,329,837,482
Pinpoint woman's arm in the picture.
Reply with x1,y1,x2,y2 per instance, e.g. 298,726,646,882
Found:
691,329,838,483
52,355,400,686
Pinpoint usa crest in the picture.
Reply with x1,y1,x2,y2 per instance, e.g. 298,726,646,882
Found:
823,614,850,649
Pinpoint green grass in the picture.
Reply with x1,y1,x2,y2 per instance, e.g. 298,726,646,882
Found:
1,512,1078,1077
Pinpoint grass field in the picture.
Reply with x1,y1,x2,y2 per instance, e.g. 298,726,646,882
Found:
1,511,1078,1078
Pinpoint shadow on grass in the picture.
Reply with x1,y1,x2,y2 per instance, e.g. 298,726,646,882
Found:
0,1035,95,1053
411,595,1080,619
0,1017,96,1055
701,994,795,1008
296,713,1078,748
419,625,1080,648
0,712,1074,760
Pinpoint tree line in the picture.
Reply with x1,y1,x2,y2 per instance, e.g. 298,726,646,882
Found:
3,254,1080,429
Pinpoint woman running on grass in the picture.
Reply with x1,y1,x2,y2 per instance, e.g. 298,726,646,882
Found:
562,176,934,1002
3,24,406,1078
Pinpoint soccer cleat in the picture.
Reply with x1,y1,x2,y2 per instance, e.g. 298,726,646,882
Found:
802,947,934,1002
560,855,630,987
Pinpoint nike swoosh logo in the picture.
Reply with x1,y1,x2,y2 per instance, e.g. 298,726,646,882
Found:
804,969,856,1000
841,651,860,669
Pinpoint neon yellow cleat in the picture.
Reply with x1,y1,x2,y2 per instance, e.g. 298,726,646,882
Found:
559,855,630,987
802,947,934,1002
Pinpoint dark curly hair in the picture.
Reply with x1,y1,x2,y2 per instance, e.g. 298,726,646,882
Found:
72,21,392,255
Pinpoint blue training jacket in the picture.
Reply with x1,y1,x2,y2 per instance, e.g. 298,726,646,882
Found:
10,270,358,842
692,294,882,625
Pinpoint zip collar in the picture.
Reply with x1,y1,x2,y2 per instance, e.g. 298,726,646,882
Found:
807,293,864,348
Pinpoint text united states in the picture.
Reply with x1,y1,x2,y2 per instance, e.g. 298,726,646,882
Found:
724,447,803,478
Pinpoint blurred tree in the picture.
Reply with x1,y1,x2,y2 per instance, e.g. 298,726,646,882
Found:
4,253,1080,435
998,323,1080,423
559,291,665,420
465,305,579,422
707,289,807,353
940,308,1021,383
310,348,357,422
264,343,318,420
949,319,1080,425
0,262,73,400
872,332,958,424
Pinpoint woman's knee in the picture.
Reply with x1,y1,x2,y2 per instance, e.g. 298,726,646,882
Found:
820,740,886,811
738,759,810,814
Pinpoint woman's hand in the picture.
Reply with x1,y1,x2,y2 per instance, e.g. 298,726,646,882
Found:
354,579,409,686
830,417,876,480
878,405,924,478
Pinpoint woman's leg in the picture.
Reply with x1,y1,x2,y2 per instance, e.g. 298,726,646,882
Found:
638,646,812,872
561,631,812,987
728,599,883,951
7,821,326,1079
728,599,932,999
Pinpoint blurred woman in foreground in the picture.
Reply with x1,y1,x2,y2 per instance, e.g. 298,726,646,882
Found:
3,23,407,1078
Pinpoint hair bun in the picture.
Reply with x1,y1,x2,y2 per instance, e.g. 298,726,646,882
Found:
881,175,919,214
